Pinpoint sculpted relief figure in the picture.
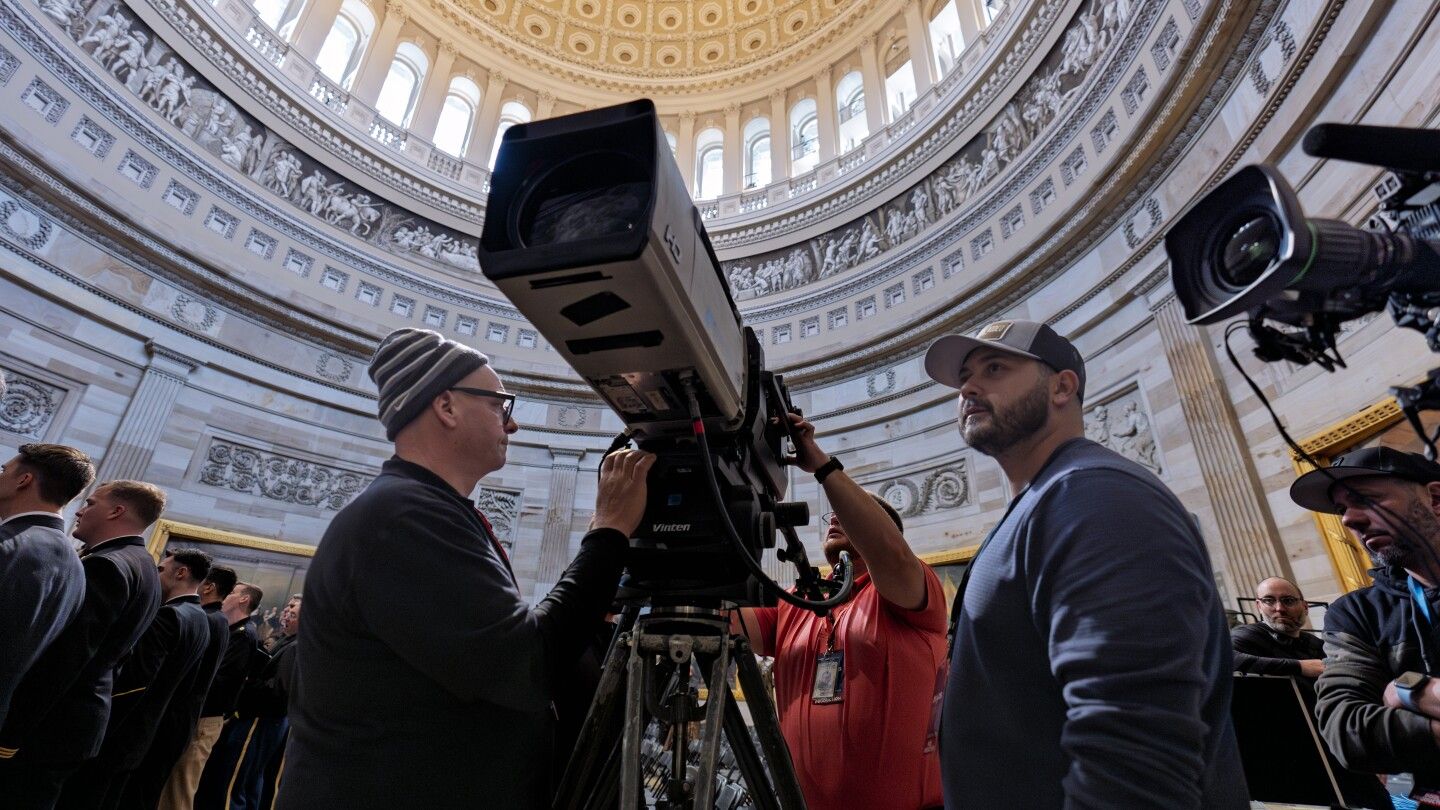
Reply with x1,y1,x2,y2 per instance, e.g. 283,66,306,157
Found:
263,150,303,197
78,12,127,64
910,186,933,228
858,217,883,259
1113,401,1159,472
220,125,254,169
885,207,907,248
107,30,147,82
40,0,83,27
1085,405,1111,447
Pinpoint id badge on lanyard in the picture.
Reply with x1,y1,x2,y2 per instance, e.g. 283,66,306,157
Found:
812,614,844,705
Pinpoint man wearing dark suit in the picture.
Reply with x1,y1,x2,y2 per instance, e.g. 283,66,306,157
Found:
127,568,233,809
59,546,213,810
0,479,164,809
0,444,95,729
160,579,262,810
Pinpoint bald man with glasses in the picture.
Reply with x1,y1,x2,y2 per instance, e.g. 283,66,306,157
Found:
1231,577,1326,681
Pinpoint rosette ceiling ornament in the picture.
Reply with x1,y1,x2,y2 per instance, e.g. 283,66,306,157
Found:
441,0,885,91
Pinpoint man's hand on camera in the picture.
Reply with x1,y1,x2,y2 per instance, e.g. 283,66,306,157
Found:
591,448,657,536
781,412,830,474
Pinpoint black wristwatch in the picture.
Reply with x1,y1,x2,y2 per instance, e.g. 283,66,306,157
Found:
1396,671,1430,712
814,456,844,483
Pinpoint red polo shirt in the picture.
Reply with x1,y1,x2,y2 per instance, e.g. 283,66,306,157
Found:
749,567,947,810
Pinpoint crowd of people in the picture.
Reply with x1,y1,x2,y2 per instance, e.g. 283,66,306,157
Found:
7,321,1440,809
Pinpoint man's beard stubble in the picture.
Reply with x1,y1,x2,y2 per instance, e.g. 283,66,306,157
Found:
1366,495,1440,570
961,378,1051,457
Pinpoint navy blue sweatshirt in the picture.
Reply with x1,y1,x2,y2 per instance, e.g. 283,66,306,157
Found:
942,438,1247,808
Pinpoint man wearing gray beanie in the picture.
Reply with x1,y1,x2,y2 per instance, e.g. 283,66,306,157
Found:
280,328,654,810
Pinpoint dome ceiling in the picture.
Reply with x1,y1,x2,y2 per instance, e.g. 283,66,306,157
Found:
449,0,875,86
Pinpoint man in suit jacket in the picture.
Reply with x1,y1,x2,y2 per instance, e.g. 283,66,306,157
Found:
129,568,233,809
0,479,165,809
0,443,95,727
60,546,214,810
160,582,262,810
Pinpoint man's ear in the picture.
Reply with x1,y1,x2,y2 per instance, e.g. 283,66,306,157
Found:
430,390,460,428
1052,369,1080,405
12,470,34,492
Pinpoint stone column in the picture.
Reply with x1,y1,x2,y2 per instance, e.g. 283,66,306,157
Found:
409,41,458,140
289,0,344,61
677,112,696,194
93,342,196,484
903,0,936,95
768,90,790,182
858,35,887,129
813,68,837,162
954,0,982,54
349,0,407,106
536,448,586,584
465,71,508,164
1151,294,1290,597
724,103,742,194
535,90,556,120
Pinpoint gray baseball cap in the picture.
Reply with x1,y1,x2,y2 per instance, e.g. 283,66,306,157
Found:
924,319,1086,401
1290,446,1440,514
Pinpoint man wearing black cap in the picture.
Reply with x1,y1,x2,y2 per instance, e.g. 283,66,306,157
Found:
1295,447,1440,797
924,319,1246,809
278,328,654,810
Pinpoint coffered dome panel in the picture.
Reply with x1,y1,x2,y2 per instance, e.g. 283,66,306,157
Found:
451,0,867,81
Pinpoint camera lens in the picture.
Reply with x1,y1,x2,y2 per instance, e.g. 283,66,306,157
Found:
1215,212,1281,290
511,151,651,248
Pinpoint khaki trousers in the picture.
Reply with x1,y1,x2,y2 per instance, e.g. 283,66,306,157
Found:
158,715,226,810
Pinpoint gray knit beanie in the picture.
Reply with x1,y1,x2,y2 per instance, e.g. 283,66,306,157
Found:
369,328,489,440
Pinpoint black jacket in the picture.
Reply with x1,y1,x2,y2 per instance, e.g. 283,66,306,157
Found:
1317,564,1440,784
0,535,159,764
1231,622,1325,677
236,633,295,718
98,594,211,772
279,456,630,810
0,513,84,729
200,617,261,718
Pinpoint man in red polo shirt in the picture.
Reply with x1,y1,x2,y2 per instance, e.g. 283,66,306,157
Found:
733,413,947,810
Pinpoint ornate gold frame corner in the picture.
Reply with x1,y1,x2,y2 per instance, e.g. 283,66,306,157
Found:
919,545,982,567
1290,397,1404,594
146,519,318,562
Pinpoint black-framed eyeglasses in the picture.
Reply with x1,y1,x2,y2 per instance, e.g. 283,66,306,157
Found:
449,387,516,422
820,511,840,526
1256,596,1304,608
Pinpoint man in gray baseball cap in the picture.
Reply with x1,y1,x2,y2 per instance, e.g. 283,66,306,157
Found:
925,318,1247,809
1299,446,1440,799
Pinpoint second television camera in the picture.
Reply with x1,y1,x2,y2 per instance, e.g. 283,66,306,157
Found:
1166,123,1440,455
478,99,838,607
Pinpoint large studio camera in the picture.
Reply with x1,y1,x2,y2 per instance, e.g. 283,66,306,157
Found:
477,99,822,605
1166,123,1440,453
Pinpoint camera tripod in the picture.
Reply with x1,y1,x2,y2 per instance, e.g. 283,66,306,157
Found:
554,604,807,810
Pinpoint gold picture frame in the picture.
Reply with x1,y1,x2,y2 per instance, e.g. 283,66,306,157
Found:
1291,398,1407,594
146,519,316,634
921,544,982,617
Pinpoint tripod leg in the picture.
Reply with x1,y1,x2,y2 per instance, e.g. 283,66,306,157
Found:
691,641,731,810
554,610,639,810
620,633,647,810
721,692,783,810
733,638,807,810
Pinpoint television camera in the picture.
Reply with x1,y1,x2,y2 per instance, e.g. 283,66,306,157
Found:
1166,123,1440,456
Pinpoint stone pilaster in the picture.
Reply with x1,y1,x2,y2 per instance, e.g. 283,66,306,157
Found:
93,341,196,484
1151,294,1289,597
537,447,586,584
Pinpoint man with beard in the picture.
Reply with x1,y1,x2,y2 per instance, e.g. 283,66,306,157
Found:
1232,577,1326,680
1296,447,1440,798
730,413,947,810
924,319,1246,809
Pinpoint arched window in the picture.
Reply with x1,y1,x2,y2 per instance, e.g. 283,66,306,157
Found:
836,71,868,153
489,100,532,169
886,57,917,120
982,0,1003,24
433,76,480,156
789,99,818,174
315,0,373,88
743,117,771,189
929,1,964,76
375,42,428,125
694,127,724,199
